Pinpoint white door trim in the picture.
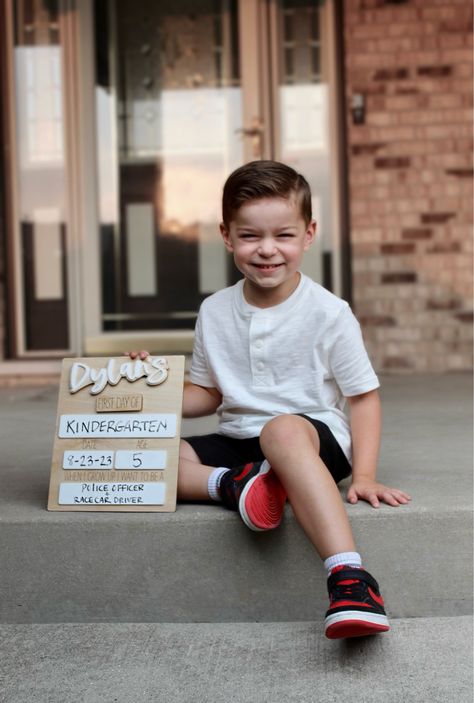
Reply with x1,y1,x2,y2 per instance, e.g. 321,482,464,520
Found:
75,0,102,345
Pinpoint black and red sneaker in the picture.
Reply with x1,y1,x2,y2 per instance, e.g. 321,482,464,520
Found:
219,460,287,531
325,566,390,639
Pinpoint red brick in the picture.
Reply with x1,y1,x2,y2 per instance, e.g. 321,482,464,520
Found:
394,86,421,95
422,5,471,22
422,124,472,139
350,23,393,39
421,212,456,224
371,126,418,141
369,96,388,111
378,6,420,23
440,48,474,64
441,17,474,33
375,156,411,168
381,243,416,254
381,272,417,283
385,95,424,110
373,67,410,81
368,112,398,127
352,53,401,68
387,21,436,37
397,110,439,124
358,315,397,327
351,142,386,156
402,228,433,240
427,298,462,311
445,168,474,178
427,242,462,254
421,36,440,51
347,124,373,141
417,65,453,77
456,64,474,78
427,94,464,109
454,312,474,323
439,34,466,49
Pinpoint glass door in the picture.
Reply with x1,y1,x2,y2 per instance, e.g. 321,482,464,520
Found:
94,0,247,333
91,0,341,337
4,0,73,355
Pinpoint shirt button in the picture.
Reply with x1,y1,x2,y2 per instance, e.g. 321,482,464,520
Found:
257,362,264,371
255,340,263,349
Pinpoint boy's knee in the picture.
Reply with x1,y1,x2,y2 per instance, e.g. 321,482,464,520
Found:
260,414,320,451
179,439,200,463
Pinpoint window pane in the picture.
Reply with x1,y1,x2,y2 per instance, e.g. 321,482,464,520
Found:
12,0,69,350
95,0,243,332
278,0,333,289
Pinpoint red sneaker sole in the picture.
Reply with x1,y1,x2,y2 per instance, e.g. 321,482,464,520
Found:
326,619,390,639
239,462,286,531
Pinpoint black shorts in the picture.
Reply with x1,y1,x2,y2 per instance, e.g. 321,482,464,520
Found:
184,415,352,485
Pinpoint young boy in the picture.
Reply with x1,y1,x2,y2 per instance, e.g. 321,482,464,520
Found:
132,160,411,639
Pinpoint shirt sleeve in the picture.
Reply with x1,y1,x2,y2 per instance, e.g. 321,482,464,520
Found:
189,308,215,388
329,305,380,397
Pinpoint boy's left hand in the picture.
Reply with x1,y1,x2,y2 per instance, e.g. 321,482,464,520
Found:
347,479,411,508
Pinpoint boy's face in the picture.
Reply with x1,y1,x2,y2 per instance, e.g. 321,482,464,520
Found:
220,196,316,306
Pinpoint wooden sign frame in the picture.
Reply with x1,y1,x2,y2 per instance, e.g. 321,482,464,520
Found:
47,356,185,512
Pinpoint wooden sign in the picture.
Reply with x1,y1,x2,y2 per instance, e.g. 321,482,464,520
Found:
47,356,185,512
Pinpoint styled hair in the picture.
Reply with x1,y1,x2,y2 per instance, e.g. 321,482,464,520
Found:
222,160,312,226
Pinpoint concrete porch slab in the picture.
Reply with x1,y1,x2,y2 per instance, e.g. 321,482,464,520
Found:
0,374,472,623
0,617,472,703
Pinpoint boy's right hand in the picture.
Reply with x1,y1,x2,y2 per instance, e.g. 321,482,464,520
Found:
124,350,150,360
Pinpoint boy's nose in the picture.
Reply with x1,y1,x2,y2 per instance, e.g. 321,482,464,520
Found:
257,239,277,256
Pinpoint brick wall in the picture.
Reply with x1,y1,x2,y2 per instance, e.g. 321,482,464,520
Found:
344,0,473,371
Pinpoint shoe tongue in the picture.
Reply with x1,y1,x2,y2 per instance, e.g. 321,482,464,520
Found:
330,564,364,575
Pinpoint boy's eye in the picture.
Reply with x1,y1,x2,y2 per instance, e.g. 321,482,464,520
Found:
277,233,295,238
240,233,258,240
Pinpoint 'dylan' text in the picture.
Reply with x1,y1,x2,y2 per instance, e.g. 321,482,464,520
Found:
69,357,168,395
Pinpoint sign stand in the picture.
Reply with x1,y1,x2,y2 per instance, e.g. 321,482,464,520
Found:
47,356,185,512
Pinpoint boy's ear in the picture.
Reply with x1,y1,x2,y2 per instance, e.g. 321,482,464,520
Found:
303,220,317,251
220,223,234,252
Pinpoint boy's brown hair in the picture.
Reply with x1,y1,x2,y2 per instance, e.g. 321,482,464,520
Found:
222,160,312,226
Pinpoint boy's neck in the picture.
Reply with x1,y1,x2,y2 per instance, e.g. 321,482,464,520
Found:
242,271,301,309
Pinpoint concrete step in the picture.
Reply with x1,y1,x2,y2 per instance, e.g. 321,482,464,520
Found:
1,500,472,624
0,617,472,703
0,374,472,624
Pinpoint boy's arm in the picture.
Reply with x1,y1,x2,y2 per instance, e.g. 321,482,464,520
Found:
127,350,221,418
182,381,222,418
346,389,411,508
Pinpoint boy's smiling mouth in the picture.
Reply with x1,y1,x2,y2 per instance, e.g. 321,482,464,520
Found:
252,263,284,270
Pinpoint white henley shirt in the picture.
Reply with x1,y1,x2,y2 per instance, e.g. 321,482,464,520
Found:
189,273,379,463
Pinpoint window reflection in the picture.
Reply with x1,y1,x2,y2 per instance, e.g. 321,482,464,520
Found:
13,0,69,350
278,0,332,289
95,0,242,331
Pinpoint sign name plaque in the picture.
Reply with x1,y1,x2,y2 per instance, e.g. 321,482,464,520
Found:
48,356,185,512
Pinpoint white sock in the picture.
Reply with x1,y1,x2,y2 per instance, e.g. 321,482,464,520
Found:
324,552,362,576
207,467,229,502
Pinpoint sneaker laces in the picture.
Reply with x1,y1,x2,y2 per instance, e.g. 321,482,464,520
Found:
330,577,366,603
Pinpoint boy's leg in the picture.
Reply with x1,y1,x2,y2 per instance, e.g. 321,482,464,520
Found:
259,414,389,639
259,414,355,559
177,439,214,500
177,438,286,529
179,420,355,550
